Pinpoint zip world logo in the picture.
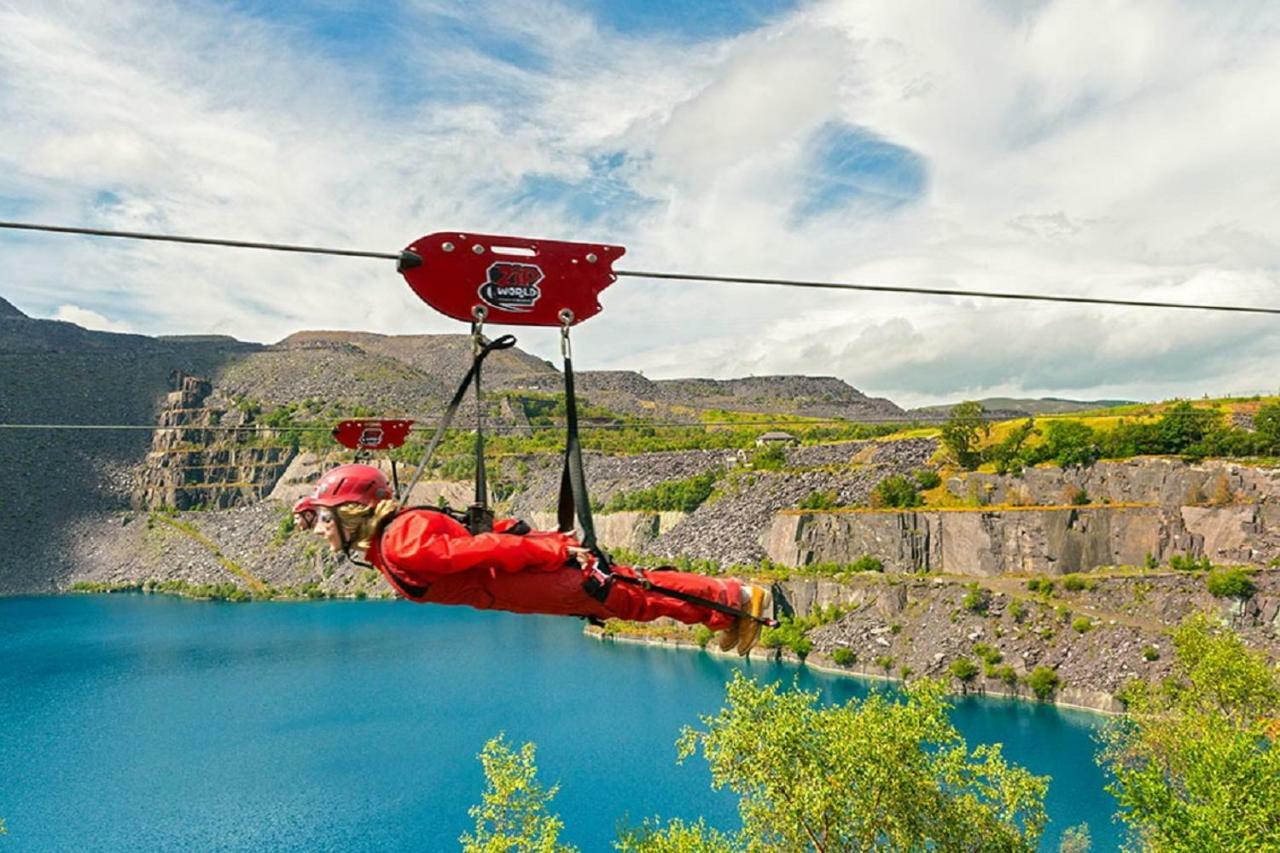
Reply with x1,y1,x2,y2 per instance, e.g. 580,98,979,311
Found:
478,262,544,312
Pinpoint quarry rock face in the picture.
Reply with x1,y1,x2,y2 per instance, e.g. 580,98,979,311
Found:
131,373,296,510
763,459,1280,575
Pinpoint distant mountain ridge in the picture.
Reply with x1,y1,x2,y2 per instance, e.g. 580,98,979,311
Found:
0,295,26,318
911,396,1137,418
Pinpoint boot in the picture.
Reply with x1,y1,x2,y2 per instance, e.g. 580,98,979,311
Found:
716,616,741,652
736,584,773,656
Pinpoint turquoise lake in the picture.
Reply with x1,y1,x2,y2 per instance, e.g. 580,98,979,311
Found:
0,596,1122,850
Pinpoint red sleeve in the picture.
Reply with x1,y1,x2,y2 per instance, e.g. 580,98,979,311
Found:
382,511,570,580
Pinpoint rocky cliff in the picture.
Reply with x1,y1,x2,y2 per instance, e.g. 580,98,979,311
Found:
131,373,297,510
763,459,1280,575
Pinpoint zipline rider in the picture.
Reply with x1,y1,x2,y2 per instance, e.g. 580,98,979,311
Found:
293,464,774,656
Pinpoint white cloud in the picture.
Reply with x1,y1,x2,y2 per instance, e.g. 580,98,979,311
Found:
2,0,1279,405
51,303,135,333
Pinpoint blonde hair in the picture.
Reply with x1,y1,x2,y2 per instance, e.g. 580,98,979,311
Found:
334,499,400,551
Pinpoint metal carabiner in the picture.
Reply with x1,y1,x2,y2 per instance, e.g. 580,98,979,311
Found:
559,309,574,359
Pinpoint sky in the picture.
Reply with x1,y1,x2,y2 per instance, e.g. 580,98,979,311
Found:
2,0,1278,407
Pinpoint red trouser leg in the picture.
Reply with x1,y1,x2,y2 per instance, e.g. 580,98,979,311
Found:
599,566,742,631
423,564,742,630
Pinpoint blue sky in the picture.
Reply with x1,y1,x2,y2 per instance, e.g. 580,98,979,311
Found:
2,0,1278,405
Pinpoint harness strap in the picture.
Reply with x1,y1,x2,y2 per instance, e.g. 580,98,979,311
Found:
582,562,779,627
399,333,518,515
556,325,607,566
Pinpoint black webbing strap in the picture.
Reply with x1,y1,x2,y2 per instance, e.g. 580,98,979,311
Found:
557,330,605,563
399,333,518,507
589,566,780,628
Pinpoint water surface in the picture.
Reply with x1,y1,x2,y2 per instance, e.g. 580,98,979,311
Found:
0,596,1120,850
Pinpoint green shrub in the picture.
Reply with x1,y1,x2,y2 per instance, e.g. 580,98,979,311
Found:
984,417,1040,475
871,474,923,508
914,469,942,490
799,489,840,510
949,657,979,683
849,555,884,573
941,401,989,470
1025,666,1061,700
1025,578,1055,595
1206,566,1256,599
972,643,1003,666
1038,420,1101,468
1068,486,1091,506
1142,645,1160,661
1008,599,1027,622
1169,554,1213,573
605,470,721,513
988,664,1019,687
1144,552,1159,569
1071,616,1093,633
874,655,894,673
693,625,714,649
1062,574,1085,592
961,583,990,615
750,444,788,470
832,647,856,666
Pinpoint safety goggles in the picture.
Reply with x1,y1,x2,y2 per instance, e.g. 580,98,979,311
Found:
294,507,335,530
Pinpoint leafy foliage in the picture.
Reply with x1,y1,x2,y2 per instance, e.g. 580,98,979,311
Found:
675,674,1048,851
962,583,991,615
1025,667,1061,701
1169,554,1213,573
1100,617,1280,851
1254,401,1280,450
798,489,840,510
870,474,923,508
913,469,943,490
1057,822,1091,853
949,657,979,684
1206,566,1256,599
748,444,788,470
941,401,990,470
759,606,848,658
604,471,721,514
985,418,1041,475
459,735,575,853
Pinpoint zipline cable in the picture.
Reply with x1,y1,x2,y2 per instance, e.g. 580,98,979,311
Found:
3,220,1279,316
0,221,399,261
612,269,1280,317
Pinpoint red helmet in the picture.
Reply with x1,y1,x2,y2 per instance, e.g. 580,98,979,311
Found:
292,464,392,523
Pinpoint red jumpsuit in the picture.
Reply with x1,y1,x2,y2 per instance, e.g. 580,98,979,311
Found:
365,509,741,630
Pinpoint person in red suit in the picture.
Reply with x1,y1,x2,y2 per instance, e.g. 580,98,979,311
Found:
292,464,773,655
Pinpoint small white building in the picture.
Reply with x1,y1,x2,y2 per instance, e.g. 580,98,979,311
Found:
755,431,798,447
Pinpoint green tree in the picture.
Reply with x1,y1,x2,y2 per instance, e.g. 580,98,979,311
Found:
1057,822,1091,852
614,818,736,853
459,735,576,853
941,401,990,470
675,673,1048,851
1254,401,1280,451
950,657,980,690
1025,667,1061,701
1038,420,1100,468
1099,616,1280,851
985,418,1040,475
870,474,923,508
1206,566,1256,599
1155,401,1220,455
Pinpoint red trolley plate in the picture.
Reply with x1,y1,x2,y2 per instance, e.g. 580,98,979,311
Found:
398,232,624,326
332,419,414,451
